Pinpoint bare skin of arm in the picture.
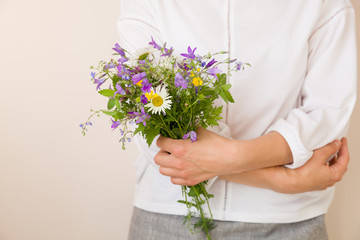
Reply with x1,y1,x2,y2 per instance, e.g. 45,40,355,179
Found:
220,138,349,193
154,128,349,193
155,128,293,185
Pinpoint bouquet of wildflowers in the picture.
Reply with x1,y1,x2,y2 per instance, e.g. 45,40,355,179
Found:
81,37,246,239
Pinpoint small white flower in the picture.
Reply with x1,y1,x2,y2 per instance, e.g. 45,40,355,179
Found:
145,85,172,114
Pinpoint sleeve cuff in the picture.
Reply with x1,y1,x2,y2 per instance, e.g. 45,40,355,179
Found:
265,119,313,169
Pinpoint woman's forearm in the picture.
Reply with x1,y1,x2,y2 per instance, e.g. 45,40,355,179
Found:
219,166,294,194
220,139,348,194
230,131,293,173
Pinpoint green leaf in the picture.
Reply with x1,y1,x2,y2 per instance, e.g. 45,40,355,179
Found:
133,123,145,136
107,99,115,110
221,84,232,91
143,126,160,146
138,52,149,60
98,89,115,97
219,90,229,103
217,73,227,85
224,90,235,103
101,110,117,117
114,99,121,109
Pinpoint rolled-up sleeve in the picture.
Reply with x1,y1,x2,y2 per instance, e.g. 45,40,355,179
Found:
266,6,357,169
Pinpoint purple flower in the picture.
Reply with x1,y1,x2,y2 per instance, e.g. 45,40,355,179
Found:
112,43,125,56
161,47,174,57
174,72,188,89
118,57,128,64
140,94,148,104
134,107,150,126
114,82,126,96
183,131,197,142
111,118,121,130
235,61,243,70
141,78,152,93
104,63,115,70
207,67,222,79
94,78,106,90
205,59,217,68
131,72,147,85
181,46,197,59
177,63,190,71
149,36,162,50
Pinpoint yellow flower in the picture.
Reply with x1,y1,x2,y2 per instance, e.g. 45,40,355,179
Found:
192,77,203,86
136,80,143,86
145,90,158,100
145,86,172,114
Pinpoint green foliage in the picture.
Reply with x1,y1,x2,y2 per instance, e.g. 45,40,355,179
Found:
98,89,115,97
83,42,249,240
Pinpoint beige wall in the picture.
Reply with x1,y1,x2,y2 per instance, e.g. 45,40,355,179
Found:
0,1,359,239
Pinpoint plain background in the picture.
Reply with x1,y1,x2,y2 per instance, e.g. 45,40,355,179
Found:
0,0,359,239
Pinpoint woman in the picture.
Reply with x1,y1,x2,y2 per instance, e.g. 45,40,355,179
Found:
117,0,357,239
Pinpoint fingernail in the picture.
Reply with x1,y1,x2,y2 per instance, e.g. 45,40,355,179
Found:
335,139,341,146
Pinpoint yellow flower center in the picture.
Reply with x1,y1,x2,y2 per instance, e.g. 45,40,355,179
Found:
136,80,143,86
145,90,158,100
192,77,203,86
152,96,164,107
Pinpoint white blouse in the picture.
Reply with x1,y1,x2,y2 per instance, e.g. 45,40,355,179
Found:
117,0,357,222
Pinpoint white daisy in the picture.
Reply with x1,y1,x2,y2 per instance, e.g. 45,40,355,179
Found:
145,85,172,114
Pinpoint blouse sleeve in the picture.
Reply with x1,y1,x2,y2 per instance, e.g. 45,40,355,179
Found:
117,0,163,53
266,6,357,169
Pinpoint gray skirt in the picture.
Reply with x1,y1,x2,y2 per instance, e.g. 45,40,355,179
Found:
127,207,328,240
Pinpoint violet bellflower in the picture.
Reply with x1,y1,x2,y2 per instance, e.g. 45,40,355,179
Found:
161,47,174,57
181,46,197,59
140,94,148,104
235,61,243,70
118,57,128,64
174,72,188,89
207,67,222,79
112,43,125,56
141,78,152,93
91,72,106,90
114,82,126,96
183,131,197,142
134,107,150,126
205,58,217,68
131,72,147,85
149,36,162,50
111,118,121,130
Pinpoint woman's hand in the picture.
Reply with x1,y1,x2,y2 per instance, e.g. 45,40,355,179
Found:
154,127,294,186
154,128,234,186
221,138,349,194
286,138,349,193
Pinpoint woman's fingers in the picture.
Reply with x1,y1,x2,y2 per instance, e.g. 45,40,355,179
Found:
312,139,341,165
329,138,349,182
